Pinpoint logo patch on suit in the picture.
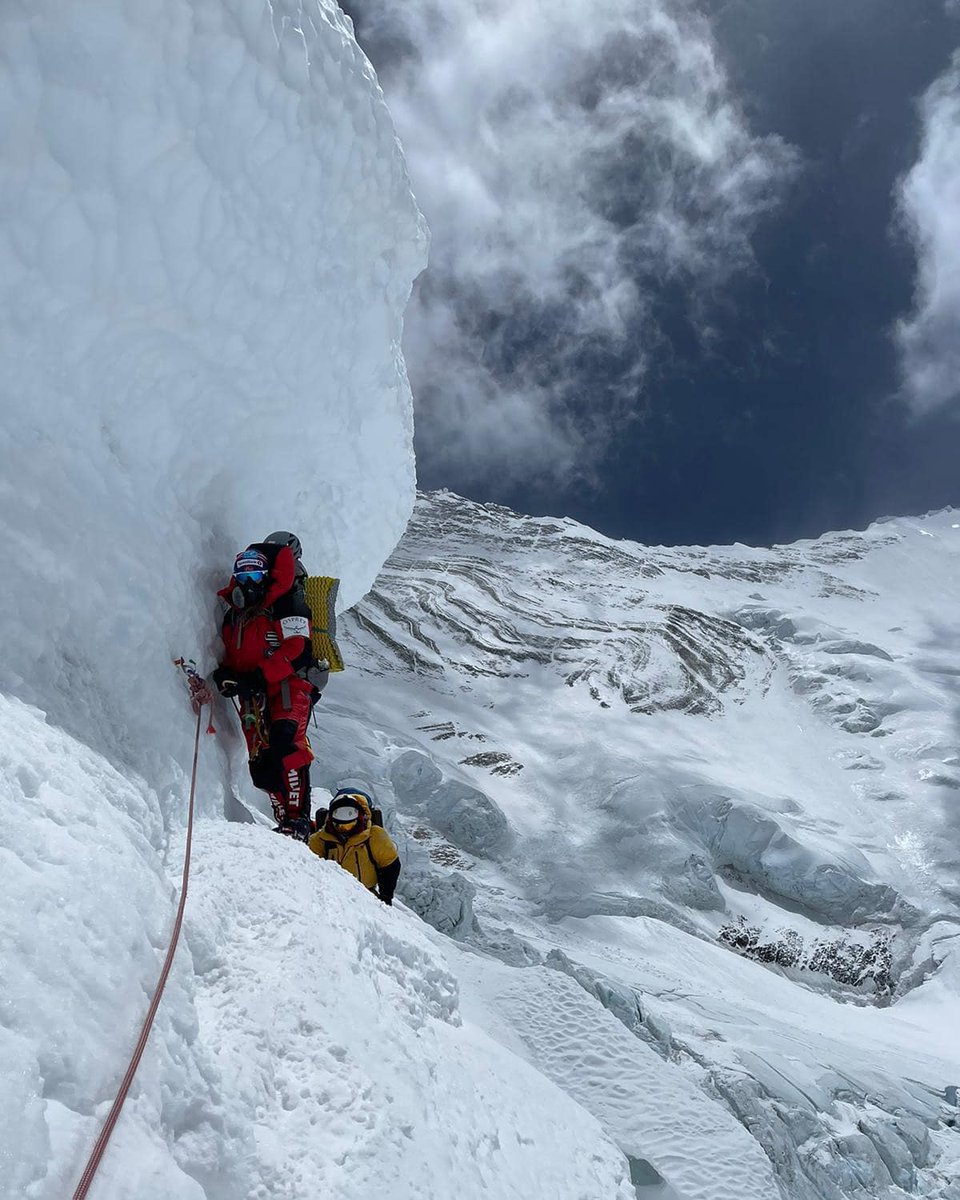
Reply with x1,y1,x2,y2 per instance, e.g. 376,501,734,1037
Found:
280,615,310,640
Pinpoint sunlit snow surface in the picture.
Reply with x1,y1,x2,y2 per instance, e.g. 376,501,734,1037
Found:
188,825,636,1200
0,695,211,1199
315,492,960,1200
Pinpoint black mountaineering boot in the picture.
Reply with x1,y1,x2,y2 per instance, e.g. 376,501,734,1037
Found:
274,814,311,842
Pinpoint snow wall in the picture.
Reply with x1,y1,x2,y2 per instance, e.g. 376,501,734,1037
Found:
0,6,437,1193
0,0,427,794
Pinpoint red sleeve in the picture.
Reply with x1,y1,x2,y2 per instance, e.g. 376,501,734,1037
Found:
261,634,310,683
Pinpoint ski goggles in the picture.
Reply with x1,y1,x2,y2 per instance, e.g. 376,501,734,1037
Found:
235,570,267,584
330,803,361,824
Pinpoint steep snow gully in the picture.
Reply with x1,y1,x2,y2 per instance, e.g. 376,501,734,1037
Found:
2,4,960,1200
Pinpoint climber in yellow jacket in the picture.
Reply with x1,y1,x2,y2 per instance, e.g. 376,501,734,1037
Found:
308,787,401,904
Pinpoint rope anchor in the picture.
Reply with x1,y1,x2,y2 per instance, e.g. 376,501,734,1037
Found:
174,657,216,733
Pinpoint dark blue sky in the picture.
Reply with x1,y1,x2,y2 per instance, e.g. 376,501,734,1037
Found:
348,0,960,547
611,0,960,547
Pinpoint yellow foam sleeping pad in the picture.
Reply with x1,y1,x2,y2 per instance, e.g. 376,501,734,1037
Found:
303,575,345,672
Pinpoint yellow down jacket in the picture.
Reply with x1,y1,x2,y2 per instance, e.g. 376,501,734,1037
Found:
307,822,399,891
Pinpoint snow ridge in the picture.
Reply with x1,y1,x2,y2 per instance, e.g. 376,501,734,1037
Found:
187,825,636,1200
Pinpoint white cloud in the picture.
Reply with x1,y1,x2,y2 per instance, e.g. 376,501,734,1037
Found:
353,0,797,488
896,51,960,415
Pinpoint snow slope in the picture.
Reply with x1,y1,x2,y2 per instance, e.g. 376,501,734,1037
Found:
457,956,781,1200
187,825,635,1200
1,691,636,1199
1,694,243,1199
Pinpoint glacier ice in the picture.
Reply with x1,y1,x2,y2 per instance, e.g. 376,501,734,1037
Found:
0,1,444,1195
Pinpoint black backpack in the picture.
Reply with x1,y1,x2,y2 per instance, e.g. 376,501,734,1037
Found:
262,534,343,682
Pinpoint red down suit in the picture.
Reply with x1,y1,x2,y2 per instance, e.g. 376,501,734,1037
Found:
217,542,315,823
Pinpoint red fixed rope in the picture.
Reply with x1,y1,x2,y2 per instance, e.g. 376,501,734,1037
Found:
72,706,203,1200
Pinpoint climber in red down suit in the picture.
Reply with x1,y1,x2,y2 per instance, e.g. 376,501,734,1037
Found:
212,540,319,841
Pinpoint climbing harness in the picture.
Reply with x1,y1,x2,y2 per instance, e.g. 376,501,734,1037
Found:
235,692,269,757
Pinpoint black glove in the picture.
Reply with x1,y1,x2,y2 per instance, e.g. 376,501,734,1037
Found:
235,668,267,700
376,858,401,906
212,666,239,697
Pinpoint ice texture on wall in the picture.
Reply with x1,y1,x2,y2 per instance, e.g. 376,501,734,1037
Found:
0,0,427,780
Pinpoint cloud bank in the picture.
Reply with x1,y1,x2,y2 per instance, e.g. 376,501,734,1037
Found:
897,50,960,416
348,0,796,489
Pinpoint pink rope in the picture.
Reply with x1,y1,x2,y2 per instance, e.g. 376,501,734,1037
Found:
72,706,203,1200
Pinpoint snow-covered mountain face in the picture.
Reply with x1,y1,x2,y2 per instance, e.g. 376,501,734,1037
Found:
313,490,960,1200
